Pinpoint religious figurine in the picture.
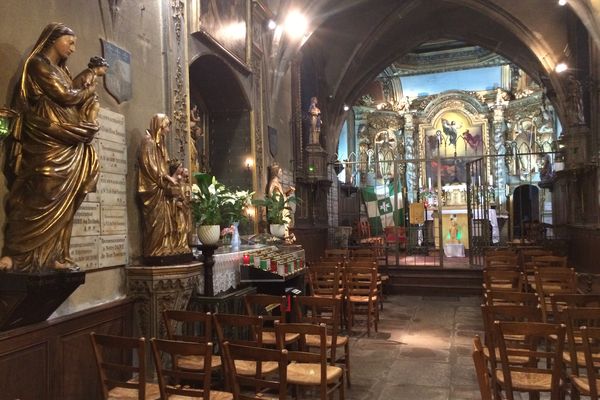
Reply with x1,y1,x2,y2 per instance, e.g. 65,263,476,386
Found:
169,161,192,253
447,216,460,244
189,104,202,172
567,74,585,126
138,114,190,259
0,23,99,272
267,162,296,227
308,96,322,145
73,56,109,124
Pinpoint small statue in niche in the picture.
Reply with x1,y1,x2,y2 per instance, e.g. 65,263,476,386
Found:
0,23,100,271
73,56,109,124
267,162,296,227
447,216,460,244
168,160,192,252
308,96,322,145
189,104,203,172
567,74,585,126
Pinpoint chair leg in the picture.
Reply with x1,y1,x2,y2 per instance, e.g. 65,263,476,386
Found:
340,374,345,400
367,303,372,336
345,342,351,386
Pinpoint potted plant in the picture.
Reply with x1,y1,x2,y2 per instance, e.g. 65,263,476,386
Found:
252,191,298,238
191,173,228,245
221,189,254,250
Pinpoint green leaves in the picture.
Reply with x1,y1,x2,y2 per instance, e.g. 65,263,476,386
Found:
252,191,299,225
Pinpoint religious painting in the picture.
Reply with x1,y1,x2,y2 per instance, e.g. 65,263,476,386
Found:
423,110,485,186
199,0,248,64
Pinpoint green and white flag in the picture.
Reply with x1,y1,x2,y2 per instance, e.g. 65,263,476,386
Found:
361,183,404,235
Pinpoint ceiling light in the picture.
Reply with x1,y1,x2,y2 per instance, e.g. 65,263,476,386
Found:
267,19,277,30
555,62,568,73
283,10,308,39
343,105,350,111
558,0,567,5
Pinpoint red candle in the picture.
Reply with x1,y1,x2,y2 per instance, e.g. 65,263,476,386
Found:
242,253,250,265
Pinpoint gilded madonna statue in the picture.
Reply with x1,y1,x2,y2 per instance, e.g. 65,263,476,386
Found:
138,114,191,260
0,23,99,272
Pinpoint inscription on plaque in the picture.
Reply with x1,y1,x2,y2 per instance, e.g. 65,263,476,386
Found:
99,139,127,174
70,236,99,270
72,202,101,236
98,173,127,206
101,206,127,235
100,235,128,268
97,108,126,145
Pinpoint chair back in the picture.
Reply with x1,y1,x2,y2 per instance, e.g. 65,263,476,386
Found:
293,296,342,355
345,266,378,298
531,255,568,268
484,290,539,307
163,309,213,343
563,306,600,373
214,313,264,348
307,265,341,298
89,333,149,400
323,249,348,261
150,338,215,400
534,267,577,297
580,326,600,399
244,294,287,330
472,335,492,400
494,321,566,400
222,342,288,400
485,254,518,269
483,269,525,292
549,293,600,319
350,248,376,260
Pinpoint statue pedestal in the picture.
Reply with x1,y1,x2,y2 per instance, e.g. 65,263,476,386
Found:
0,270,85,331
126,262,202,339
305,143,328,181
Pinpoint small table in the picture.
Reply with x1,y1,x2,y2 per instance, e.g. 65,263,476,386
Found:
444,243,465,257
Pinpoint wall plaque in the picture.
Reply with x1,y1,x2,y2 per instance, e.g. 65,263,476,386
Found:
100,235,128,268
101,40,132,104
72,202,101,236
98,139,127,174
97,108,126,144
70,236,100,270
101,206,127,235
98,173,127,206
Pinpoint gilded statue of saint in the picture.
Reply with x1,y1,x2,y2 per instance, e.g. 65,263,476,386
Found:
138,114,191,258
267,163,296,227
0,23,99,271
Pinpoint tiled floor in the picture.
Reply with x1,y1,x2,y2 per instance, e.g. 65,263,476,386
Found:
343,294,484,400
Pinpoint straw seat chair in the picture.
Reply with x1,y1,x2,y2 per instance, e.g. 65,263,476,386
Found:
163,310,222,372
90,333,160,400
222,342,289,400
572,326,600,400
344,266,378,336
244,294,300,347
275,323,345,400
150,338,233,400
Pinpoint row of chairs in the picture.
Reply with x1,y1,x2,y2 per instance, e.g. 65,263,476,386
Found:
476,290,600,399
308,262,379,336
90,294,349,399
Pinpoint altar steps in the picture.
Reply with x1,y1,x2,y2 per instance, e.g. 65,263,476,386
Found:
384,267,483,296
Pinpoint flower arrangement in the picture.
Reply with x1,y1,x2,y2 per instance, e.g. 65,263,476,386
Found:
191,172,255,227
252,191,298,225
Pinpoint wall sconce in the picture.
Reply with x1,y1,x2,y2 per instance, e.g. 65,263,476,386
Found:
555,61,568,73
245,157,254,172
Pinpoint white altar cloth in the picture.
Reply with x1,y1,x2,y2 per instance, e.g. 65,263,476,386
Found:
444,243,465,257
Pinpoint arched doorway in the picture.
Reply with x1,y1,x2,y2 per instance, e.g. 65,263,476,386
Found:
188,54,251,190
512,184,540,240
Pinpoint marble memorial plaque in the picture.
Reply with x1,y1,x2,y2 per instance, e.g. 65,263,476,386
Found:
101,206,127,235
70,236,99,270
98,173,126,206
100,235,128,268
97,108,126,145
99,139,127,174
72,202,101,236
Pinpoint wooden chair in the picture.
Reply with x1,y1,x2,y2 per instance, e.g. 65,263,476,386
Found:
150,338,233,400
472,335,492,400
307,264,343,299
213,314,279,391
90,333,160,400
493,321,567,400
482,269,526,292
484,254,519,270
480,303,543,398
349,248,376,260
222,342,289,400
243,294,300,347
275,323,345,400
344,266,378,336
573,326,600,399
562,307,600,381
519,248,553,269
293,295,350,386
163,310,222,373
534,267,577,322
346,260,384,311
